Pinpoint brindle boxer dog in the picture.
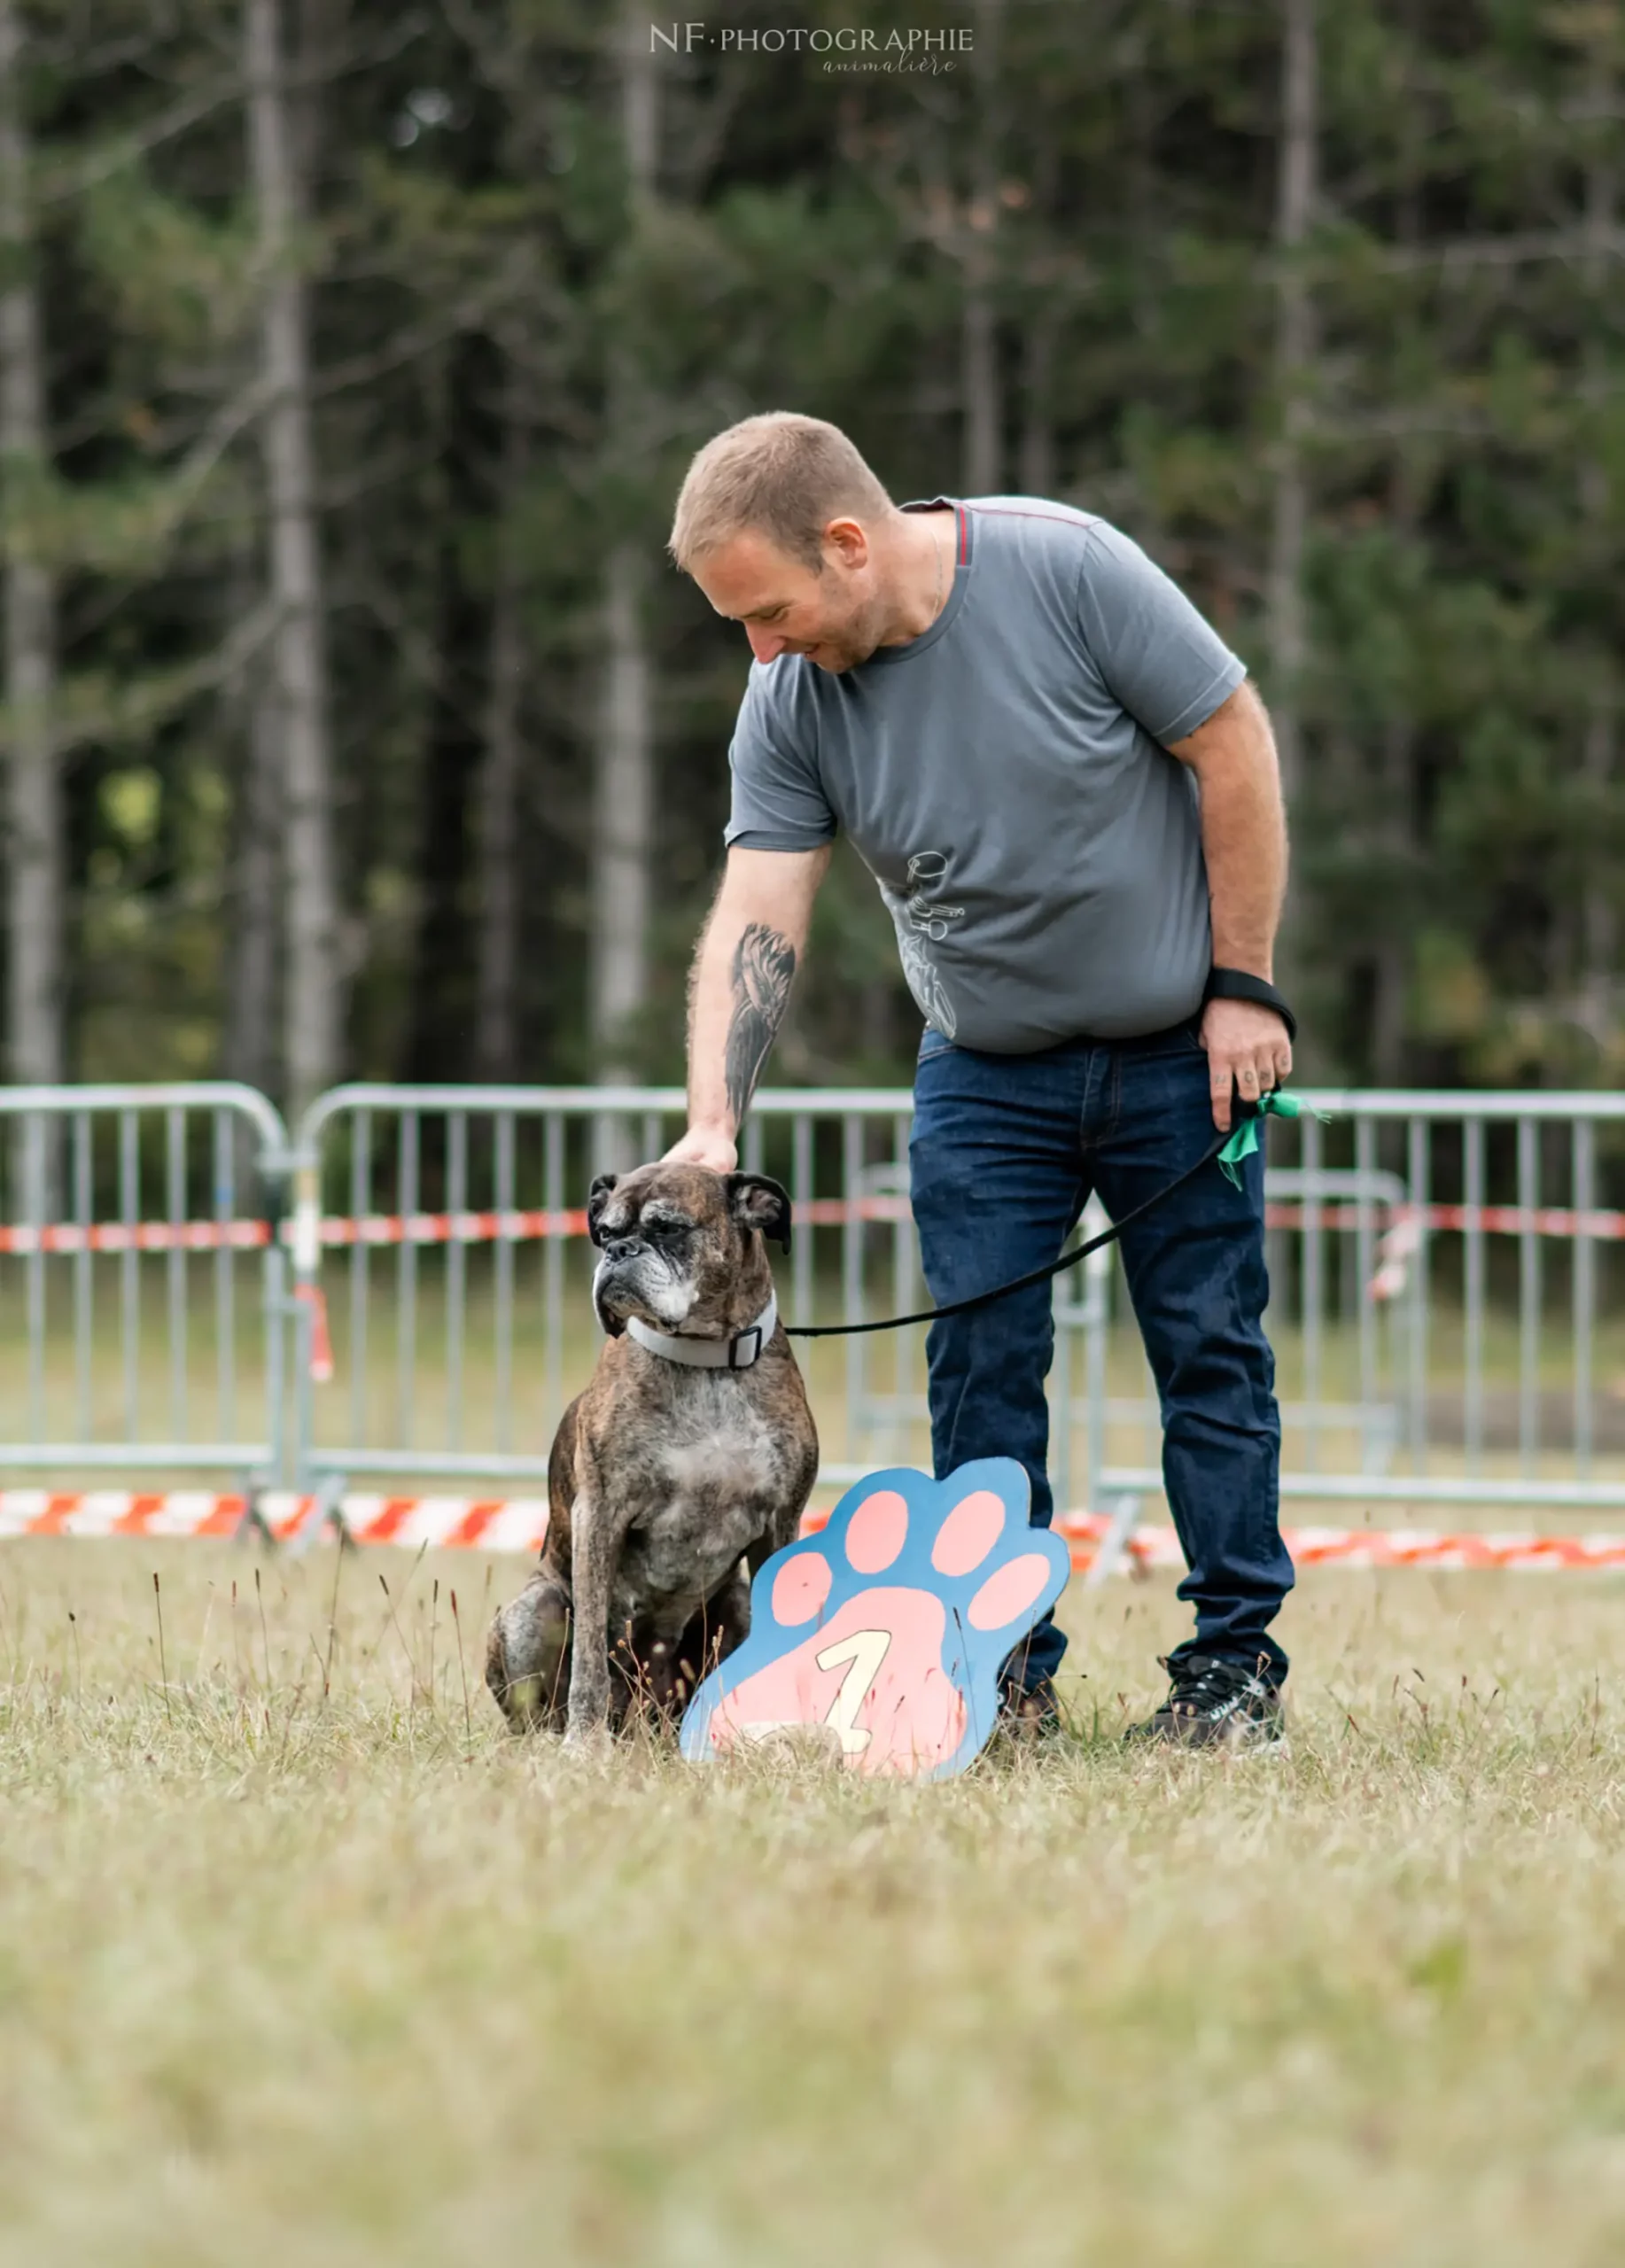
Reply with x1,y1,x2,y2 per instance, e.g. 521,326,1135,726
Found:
485,1162,819,1743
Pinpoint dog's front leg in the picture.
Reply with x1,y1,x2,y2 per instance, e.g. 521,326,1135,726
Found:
563,1487,615,1746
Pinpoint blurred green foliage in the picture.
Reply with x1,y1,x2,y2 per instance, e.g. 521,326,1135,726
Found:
7,0,1623,1095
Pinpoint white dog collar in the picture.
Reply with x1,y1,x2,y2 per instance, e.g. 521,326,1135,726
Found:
626,1293,778,1371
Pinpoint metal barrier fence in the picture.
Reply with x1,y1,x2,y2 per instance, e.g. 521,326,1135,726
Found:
285,1083,927,1495
277,1083,1625,1529
1066,1091,1625,1575
0,1084,292,1482
5,1081,1625,1534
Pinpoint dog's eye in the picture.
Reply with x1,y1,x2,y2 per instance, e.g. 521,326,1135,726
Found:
641,1214,693,1243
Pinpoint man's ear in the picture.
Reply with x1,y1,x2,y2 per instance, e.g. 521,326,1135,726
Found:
587,1173,618,1249
726,1172,792,1255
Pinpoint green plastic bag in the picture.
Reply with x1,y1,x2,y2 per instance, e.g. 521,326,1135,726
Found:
1217,1090,1329,1186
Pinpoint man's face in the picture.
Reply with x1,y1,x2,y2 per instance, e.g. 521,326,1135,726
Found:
689,522,886,672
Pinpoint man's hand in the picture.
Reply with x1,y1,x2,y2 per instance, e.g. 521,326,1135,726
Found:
663,1125,738,1174
1199,998,1293,1132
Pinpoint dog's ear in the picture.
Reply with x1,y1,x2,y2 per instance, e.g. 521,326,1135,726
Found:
587,1173,618,1249
726,1171,792,1255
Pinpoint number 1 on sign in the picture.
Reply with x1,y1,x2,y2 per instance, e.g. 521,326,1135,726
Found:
814,1628,892,1756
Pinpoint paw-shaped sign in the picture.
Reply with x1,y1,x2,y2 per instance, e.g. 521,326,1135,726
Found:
680,1459,1069,1781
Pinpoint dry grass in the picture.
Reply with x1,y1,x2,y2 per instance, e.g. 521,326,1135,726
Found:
1,1539,1624,2266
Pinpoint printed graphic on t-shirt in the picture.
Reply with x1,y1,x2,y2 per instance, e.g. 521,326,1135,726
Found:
881,848,962,1037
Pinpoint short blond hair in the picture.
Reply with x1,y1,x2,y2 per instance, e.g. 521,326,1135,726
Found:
669,412,893,574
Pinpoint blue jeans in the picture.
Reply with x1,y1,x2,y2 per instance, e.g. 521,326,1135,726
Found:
909,1019,1293,1690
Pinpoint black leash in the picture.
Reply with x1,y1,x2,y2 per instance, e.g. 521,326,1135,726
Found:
784,1111,1245,1341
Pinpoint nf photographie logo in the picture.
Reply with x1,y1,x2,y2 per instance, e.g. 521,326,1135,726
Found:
651,21,972,71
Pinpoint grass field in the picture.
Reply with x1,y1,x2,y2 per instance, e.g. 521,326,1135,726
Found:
3,1540,1624,2265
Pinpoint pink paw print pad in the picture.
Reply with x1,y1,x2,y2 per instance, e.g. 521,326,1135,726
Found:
680,1459,1070,1781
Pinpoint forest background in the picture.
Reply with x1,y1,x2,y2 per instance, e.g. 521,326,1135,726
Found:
1,0,1621,1117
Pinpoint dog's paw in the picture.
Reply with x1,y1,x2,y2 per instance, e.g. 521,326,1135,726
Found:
561,1714,613,1758
679,1459,1069,1781
486,1573,570,1733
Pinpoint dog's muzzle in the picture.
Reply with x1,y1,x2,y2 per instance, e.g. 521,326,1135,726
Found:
593,1247,689,1338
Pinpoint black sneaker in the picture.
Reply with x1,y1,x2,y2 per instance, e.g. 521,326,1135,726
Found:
1125,1654,1285,1751
998,1672,1064,1739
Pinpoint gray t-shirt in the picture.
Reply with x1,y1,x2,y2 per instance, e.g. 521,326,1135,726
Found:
725,496,1247,1052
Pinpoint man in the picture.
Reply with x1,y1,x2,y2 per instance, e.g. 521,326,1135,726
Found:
663,410,1295,1747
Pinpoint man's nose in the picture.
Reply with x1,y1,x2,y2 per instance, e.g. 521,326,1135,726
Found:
745,625,786,664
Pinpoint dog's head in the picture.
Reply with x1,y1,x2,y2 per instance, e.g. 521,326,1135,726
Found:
587,1162,791,1340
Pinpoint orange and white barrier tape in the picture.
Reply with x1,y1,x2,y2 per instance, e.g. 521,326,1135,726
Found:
4,1489,1625,1572
0,1211,587,1257
0,1489,553,1550
1055,1510,1625,1572
0,1192,1619,1262
0,1219,276,1255
0,1194,925,1258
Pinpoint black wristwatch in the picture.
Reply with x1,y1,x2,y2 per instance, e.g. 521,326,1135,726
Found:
1203,967,1297,1044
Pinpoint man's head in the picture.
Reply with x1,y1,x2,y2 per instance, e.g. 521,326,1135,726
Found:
669,412,903,672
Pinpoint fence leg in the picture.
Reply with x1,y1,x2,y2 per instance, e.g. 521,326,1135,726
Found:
287,1471,347,1556
255,1131,298,1488
287,1158,323,1491
1084,1493,1142,1588
234,1483,276,1547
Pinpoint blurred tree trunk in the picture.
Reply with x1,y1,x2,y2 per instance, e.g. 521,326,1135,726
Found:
1267,0,1316,810
477,354,527,1083
590,0,657,1089
1369,28,1422,1090
1577,42,1616,1047
1018,308,1056,500
593,540,651,1086
1015,113,1061,500
1371,718,1411,1086
0,0,61,1095
404,342,486,1085
246,0,338,1113
225,627,283,1094
960,0,1004,495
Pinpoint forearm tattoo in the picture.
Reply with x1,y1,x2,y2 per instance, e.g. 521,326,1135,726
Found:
725,923,796,1129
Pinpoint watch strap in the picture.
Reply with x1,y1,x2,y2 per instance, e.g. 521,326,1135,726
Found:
1203,967,1297,1044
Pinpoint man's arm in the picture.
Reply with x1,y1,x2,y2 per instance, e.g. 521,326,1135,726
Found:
1167,679,1293,1132
664,843,834,1173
